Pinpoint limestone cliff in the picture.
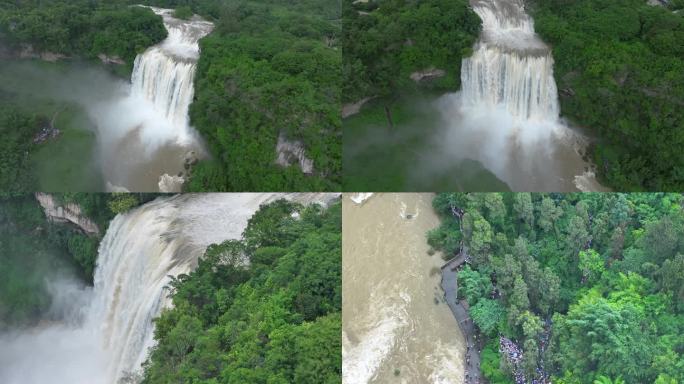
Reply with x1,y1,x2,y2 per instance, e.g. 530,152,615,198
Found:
275,134,315,174
34,193,99,235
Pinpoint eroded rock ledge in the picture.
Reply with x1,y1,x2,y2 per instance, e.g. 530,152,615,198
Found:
410,67,446,82
35,193,99,235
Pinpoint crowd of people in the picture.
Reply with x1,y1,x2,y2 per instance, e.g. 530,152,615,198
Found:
499,336,552,384
465,343,481,383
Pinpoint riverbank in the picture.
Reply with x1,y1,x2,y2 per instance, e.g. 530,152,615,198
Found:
0,2,166,67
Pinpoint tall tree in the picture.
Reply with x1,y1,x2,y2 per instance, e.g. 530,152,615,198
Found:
513,193,534,234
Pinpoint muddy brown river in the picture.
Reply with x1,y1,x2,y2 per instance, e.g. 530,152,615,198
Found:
342,193,465,384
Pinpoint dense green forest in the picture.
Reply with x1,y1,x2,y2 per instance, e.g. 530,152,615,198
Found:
0,0,167,65
142,199,342,383
0,103,39,195
429,193,684,384
0,193,154,329
342,0,480,104
181,0,342,191
529,0,684,191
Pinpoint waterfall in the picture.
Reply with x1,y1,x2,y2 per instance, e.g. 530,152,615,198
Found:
430,0,605,191
0,193,338,384
461,0,559,120
93,7,214,192
130,7,213,140
131,51,196,133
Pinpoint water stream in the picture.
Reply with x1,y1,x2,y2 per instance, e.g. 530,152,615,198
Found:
342,193,466,384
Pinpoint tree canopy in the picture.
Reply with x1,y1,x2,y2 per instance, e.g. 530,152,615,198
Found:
0,0,167,64
342,0,480,103
430,193,684,383
142,199,342,383
530,0,684,191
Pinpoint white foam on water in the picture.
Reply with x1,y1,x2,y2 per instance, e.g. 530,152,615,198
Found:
350,193,374,205
342,299,408,384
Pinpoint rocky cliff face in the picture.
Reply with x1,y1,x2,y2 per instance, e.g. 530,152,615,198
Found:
34,193,99,235
18,45,67,62
410,68,446,82
275,133,315,174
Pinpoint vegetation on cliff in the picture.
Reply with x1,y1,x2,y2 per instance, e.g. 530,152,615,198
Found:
342,0,480,104
530,0,684,191
341,0,483,190
0,104,40,196
0,0,167,65
142,199,342,383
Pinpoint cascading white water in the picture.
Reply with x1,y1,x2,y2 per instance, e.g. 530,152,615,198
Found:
461,0,559,120
0,193,338,384
429,0,607,191
130,7,213,140
91,7,214,193
131,52,196,134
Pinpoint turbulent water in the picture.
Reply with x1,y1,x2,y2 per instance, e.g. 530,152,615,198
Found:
0,193,337,384
98,7,213,192
461,0,559,120
342,193,465,384
131,7,212,137
433,0,606,191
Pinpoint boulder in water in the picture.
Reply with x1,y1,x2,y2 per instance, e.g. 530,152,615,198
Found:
183,150,199,170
